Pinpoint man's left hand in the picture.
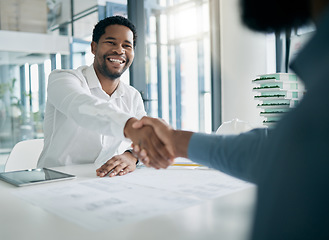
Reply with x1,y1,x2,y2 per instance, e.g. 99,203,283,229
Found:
96,152,137,177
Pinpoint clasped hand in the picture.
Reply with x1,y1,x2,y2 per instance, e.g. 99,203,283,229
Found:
131,116,192,169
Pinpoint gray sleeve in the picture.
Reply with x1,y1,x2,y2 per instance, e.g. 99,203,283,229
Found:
188,128,269,183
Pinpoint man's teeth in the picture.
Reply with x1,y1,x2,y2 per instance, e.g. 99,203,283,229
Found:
109,58,123,63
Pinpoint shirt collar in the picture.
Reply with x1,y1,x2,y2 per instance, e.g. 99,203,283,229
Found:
290,6,329,89
85,65,102,90
113,80,125,98
85,65,125,98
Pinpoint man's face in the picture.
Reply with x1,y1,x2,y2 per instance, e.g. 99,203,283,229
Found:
240,0,311,32
92,24,134,80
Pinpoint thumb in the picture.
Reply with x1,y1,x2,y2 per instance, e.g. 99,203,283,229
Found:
132,116,153,129
132,119,144,129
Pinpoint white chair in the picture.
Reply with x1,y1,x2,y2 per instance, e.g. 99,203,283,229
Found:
4,139,44,172
216,118,254,135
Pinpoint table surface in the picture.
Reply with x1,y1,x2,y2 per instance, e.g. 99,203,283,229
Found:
0,164,256,240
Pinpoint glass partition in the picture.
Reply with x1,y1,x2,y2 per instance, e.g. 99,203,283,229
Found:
0,52,54,150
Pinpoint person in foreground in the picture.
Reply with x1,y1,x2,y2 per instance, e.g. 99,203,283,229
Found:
133,0,329,239
37,16,171,177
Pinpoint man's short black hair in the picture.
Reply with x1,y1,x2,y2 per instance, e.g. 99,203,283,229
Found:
92,15,137,47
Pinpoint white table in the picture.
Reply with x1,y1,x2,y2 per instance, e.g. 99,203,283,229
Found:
0,164,256,240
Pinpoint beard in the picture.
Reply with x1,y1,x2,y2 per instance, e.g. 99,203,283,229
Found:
240,0,312,32
95,55,130,80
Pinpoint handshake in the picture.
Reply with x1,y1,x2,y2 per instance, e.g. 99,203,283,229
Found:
124,117,194,169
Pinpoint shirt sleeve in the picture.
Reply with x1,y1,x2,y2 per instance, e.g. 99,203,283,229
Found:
47,70,132,140
188,128,269,183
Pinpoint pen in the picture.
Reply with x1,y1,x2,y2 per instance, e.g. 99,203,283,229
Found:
171,163,203,167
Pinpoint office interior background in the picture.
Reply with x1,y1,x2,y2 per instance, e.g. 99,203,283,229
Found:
0,0,313,161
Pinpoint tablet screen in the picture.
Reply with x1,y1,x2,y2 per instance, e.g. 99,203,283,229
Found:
0,168,76,187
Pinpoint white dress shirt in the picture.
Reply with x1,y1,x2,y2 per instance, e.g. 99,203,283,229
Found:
37,65,146,168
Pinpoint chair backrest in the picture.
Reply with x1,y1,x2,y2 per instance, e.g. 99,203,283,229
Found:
5,139,44,172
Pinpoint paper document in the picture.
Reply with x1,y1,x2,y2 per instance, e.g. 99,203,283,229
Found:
14,165,253,231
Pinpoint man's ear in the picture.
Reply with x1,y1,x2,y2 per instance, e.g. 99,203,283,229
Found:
91,41,97,55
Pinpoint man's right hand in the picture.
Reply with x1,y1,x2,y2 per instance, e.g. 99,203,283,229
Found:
124,117,174,169
131,116,194,169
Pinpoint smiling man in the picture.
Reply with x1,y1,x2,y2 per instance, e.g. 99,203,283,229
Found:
37,16,171,176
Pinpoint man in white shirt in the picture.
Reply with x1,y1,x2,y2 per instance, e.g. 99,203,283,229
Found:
38,16,171,177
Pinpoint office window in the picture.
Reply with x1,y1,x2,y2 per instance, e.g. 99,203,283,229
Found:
144,0,211,132
0,1,128,152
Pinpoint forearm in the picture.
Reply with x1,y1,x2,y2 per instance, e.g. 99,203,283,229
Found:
171,130,194,158
188,128,269,183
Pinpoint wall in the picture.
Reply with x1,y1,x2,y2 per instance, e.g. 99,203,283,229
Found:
220,0,275,127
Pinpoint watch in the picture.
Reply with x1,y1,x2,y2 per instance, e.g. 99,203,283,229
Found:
124,149,140,166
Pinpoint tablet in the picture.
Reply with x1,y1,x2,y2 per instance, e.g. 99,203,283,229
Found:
0,168,76,187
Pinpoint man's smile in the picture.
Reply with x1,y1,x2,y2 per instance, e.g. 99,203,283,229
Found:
107,57,126,65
